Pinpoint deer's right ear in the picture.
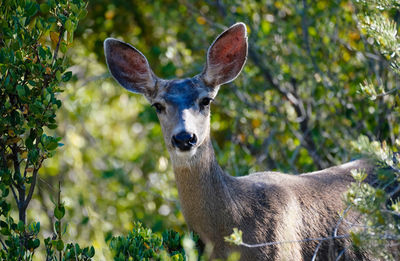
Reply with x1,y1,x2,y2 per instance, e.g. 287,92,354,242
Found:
104,38,157,97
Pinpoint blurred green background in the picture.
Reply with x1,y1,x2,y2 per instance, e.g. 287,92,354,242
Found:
26,0,399,259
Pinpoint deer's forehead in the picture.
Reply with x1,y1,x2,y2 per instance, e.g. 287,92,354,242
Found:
160,79,208,104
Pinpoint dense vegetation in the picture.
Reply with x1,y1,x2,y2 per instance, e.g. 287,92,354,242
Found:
1,0,399,260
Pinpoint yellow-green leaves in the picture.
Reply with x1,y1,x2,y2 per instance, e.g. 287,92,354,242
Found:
224,228,243,246
351,168,368,182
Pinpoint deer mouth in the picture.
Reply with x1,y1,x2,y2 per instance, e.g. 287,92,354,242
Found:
174,148,197,158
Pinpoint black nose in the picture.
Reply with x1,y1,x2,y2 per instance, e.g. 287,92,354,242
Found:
172,132,197,151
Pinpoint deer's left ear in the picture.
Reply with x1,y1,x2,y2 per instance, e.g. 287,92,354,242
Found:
201,23,248,87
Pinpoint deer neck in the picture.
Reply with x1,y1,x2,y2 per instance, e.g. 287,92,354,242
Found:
169,137,236,240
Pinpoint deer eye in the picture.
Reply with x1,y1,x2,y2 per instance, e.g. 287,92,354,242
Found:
199,97,213,108
152,103,165,113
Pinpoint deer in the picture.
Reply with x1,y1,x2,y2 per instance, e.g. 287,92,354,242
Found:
104,23,376,260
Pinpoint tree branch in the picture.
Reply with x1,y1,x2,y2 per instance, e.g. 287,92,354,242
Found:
10,183,19,204
52,26,65,66
311,240,323,261
0,238,7,252
23,160,42,210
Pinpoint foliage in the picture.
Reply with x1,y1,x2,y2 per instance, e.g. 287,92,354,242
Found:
347,136,400,259
344,0,400,259
0,0,399,259
109,222,188,261
0,0,92,259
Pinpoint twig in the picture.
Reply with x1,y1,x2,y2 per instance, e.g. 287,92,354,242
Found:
335,248,346,261
382,209,400,218
23,158,42,210
37,181,53,230
52,26,65,66
11,144,21,183
38,177,57,193
321,205,351,260
342,218,385,230
239,234,350,248
389,184,400,197
57,181,62,261
333,205,351,238
376,86,400,97
311,240,323,261
0,238,7,252
10,183,19,204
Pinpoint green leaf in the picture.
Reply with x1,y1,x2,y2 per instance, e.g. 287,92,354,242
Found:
36,222,40,233
25,2,38,17
38,45,47,60
28,148,39,162
33,238,40,248
56,239,64,251
60,41,67,53
25,131,35,149
78,9,88,19
47,123,58,129
2,188,9,197
0,227,11,236
40,3,50,13
54,205,65,220
63,223,68,235
56,70,62,81
62,71,73,82
75,243,81,254
65,19,73,33
16,85,25,97
88,246,95,257
47,140,59,150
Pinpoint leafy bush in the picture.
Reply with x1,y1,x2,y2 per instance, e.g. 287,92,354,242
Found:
345,0,400,259
0,0,93,259
346,136,400,259
109,222,190,261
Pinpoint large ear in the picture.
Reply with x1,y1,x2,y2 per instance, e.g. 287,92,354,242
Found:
201,23,248,87
104,38,157,97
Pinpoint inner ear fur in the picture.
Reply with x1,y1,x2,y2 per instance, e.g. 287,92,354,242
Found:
202,23,248,87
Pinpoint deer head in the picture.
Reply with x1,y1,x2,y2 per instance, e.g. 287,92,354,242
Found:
104,23,247,159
